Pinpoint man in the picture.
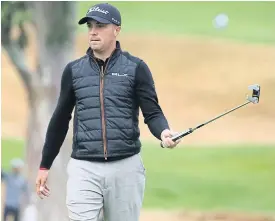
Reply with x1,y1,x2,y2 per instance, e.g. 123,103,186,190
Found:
2,158,30,221
35,2,180,221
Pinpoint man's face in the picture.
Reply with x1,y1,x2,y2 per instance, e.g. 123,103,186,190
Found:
12,167,21,174
87,20,120,53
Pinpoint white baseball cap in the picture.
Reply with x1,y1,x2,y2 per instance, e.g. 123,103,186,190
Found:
10,158,24,168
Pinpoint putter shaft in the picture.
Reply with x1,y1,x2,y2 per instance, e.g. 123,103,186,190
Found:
187,100,252,135
160,84,260,148
161,100,252,147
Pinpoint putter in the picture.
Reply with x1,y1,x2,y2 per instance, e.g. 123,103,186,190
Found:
160,84,261,148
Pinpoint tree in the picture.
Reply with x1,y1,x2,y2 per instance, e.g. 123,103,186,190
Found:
1,1,77,220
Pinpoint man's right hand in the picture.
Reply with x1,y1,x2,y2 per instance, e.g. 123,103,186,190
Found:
36,169,50,199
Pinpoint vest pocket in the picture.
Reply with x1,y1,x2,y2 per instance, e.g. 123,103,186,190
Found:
132,108,139,141
132,127,136,140
132,122,138,141
73,132,78,145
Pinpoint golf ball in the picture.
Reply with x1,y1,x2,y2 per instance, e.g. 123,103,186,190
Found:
213,13,229,29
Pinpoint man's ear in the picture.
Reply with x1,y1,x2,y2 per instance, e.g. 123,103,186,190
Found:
114,26,121,37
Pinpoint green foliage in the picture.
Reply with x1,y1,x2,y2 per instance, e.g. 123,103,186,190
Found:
1,1,31,49
2,138,275,213
11,3,32,26
78,1,275,44
1,2,32,25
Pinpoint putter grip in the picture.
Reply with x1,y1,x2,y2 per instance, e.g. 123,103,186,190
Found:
160,128,193,148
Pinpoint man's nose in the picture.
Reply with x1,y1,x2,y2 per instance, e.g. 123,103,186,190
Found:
89,27,98,35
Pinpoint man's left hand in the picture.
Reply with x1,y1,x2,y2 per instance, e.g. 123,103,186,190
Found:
160,129,181,148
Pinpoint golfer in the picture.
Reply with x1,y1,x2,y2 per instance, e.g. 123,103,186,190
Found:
36,3,180,221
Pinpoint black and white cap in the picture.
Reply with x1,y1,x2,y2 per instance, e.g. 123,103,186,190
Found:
78,3,121,26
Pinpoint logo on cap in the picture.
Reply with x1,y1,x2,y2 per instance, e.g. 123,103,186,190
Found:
87,6,109,15
112,18,120,25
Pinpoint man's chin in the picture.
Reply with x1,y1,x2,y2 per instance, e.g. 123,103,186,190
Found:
90,45,102,51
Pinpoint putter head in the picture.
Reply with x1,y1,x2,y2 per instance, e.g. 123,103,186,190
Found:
247,84,260,104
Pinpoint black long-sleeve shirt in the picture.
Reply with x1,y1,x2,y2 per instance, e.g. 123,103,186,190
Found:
40,59,169,169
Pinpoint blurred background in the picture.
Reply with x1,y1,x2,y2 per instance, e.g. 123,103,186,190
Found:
1,1,275,221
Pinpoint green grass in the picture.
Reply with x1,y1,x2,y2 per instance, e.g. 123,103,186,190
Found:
78,1,275,44
1,138,25,171
2,138,275,214
141,143,275,214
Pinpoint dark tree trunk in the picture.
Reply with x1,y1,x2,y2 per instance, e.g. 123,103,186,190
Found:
26,2,77,220
2,1,77,220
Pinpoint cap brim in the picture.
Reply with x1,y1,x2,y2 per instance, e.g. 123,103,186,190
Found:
78,16,111,25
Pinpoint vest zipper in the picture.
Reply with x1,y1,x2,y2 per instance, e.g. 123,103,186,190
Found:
90,57,108,160
100,65,108,160
90,49,116,160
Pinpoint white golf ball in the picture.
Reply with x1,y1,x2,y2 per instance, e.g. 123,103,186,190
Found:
213,13,229,29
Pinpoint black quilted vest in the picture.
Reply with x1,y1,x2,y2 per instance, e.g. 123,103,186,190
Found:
71,42,142,161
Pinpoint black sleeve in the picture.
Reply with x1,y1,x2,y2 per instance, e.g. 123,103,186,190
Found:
39,63,75,169
135,60,170,140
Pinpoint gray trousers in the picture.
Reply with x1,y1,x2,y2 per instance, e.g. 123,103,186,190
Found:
66,153,146,221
